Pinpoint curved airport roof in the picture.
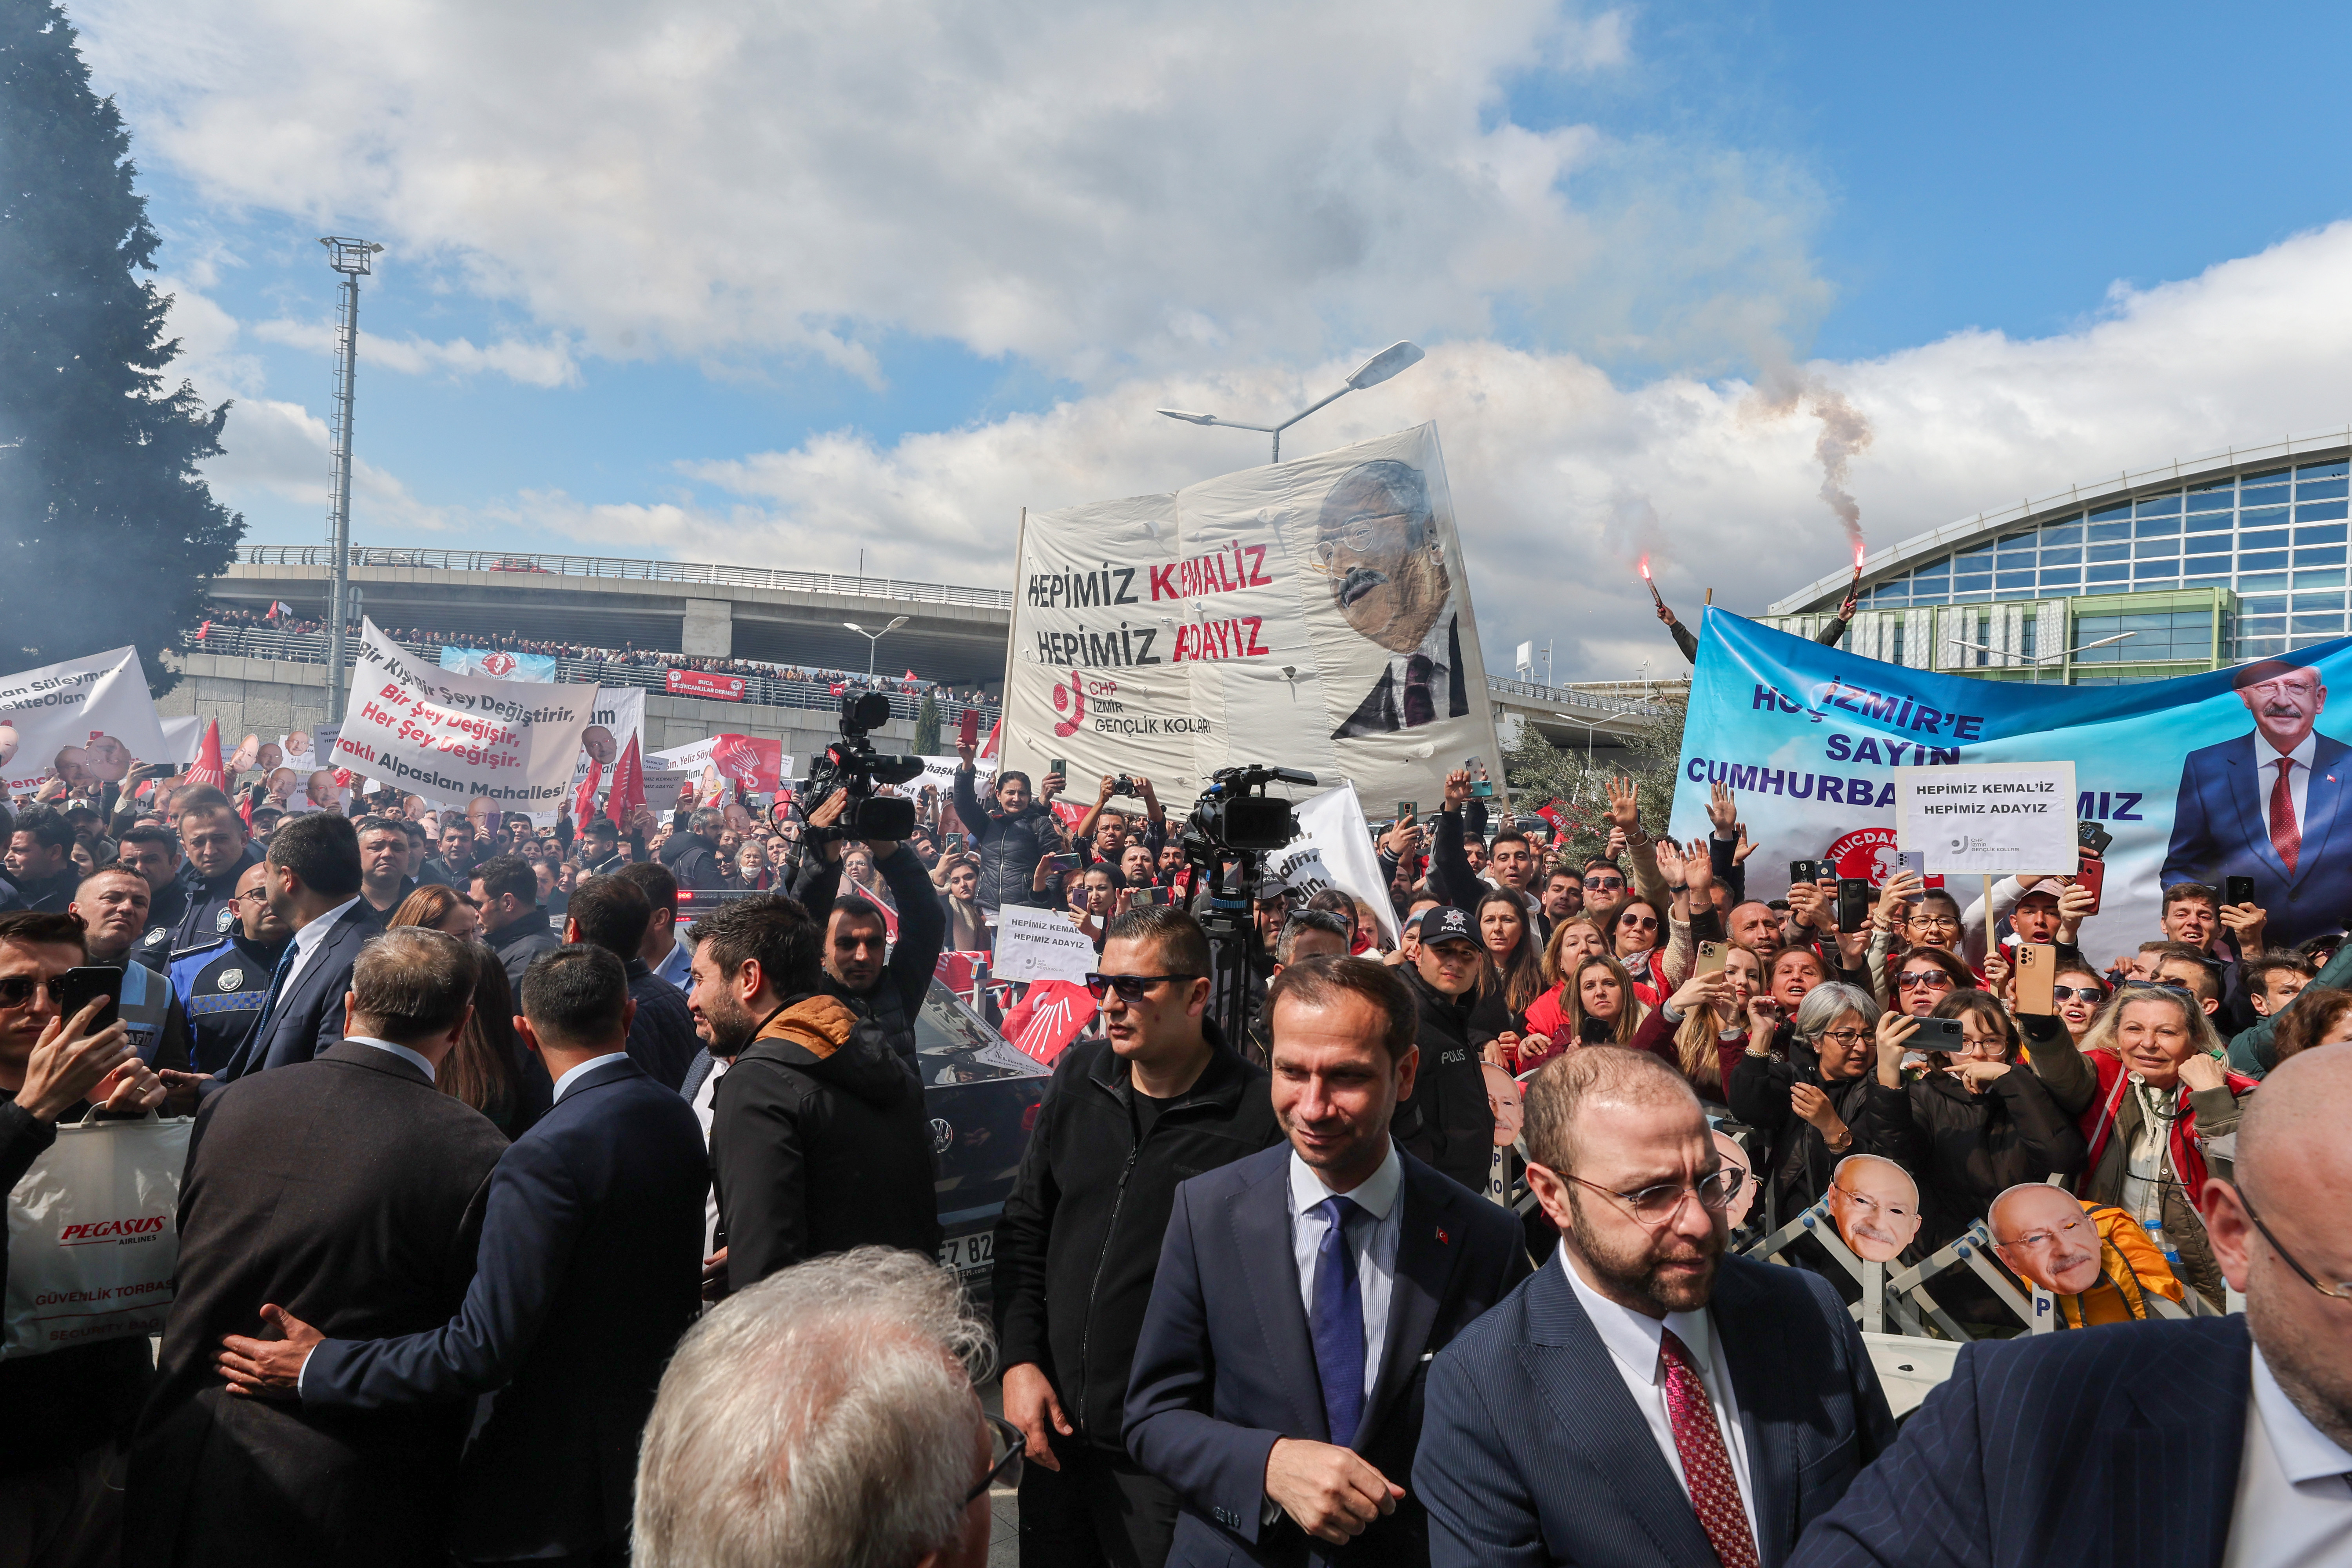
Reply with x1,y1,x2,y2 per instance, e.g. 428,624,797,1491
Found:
1767,429,2352,616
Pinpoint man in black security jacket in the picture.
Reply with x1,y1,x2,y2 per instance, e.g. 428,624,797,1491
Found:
694,893,939,1290
1390,907,1497,1196
951,735,1068,911
474,854,561,991
790,786,946,1082
169,788,264,949
212,944,707,1567
993,906,1283,1568
127,926,510,1568
563,873,702,1090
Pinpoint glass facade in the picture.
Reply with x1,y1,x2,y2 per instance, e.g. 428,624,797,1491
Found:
1859,456,2350,661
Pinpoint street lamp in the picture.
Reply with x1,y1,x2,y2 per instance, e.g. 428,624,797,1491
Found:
843,616,909,676
1157,340,1426,463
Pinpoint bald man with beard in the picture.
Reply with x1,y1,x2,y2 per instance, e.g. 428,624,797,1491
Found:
1797,1045,2352,1567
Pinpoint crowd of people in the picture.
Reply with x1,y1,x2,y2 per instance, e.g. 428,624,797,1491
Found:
196,607,1000,712
2,721,2347,1568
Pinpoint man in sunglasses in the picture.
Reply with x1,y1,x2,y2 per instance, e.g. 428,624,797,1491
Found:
0,909,167,1552
1799,1036,2352,1567
994,906,1281,1568
1419,1047,1894,1566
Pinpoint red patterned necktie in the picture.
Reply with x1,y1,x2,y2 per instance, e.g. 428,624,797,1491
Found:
2271,757,2301,875
1659,1328,1758,1568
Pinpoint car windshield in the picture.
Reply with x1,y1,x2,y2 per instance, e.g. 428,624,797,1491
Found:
918,980,1049,1086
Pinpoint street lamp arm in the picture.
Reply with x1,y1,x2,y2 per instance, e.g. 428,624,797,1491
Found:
1273,384,1352,436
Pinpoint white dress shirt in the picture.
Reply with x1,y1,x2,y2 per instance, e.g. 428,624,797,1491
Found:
279,894,363,1002
1559,1245,1760,1560
342,1033,436,1082
2224,1341,2352,1567
1288,1142,1403,1410
551,1051,630,1104
692,1058,730,1255
2254,731,2318,837
1379,612,1457,728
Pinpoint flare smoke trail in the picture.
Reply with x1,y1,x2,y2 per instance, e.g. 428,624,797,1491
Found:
1748,372,1874,554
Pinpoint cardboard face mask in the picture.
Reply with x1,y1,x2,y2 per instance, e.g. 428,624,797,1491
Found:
1989,1183,2106,1296
1711,1129,1757,1229
1826,1154,1922,1263
1482,1063,1524,1147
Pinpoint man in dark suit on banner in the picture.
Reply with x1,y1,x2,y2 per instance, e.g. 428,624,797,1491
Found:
127,926,509,1568
211,943,709,1568
2165,657,2352,948
1413,1048,1895,1568
1795,1036,2352,1566
1318,461,1470,741
1125,956,1530,1565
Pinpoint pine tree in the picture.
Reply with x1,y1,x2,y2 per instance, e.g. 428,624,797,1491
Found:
913,690,942,755
1503,688,1690,865
0,1,243,693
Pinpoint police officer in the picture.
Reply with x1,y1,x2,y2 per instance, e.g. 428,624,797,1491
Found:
169,860,293,1073
116,822,189,965
169,786,263,950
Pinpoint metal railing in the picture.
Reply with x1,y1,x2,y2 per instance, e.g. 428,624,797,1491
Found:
234,545,1017,610
191,625,1000,728
1483,674,1676,716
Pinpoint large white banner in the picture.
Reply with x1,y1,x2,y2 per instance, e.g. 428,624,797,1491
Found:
1004,424,1503,809
0,646,170,797
332,620,595,813
1269,782,1401,946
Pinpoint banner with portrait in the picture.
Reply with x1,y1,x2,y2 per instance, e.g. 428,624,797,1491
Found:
1671,608,2352,952
1002,424,1504,809
440,647,558,681
0,646,170,797
332,619,597,813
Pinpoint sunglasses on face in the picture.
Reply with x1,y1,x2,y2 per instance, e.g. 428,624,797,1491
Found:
1083,972,1200,1002
2052,984,2106,1003
1898,971,1955,990
1583,877,1626,891
0,975,68,1010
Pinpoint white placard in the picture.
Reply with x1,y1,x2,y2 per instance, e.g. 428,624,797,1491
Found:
1895,762,2078,876
1267,781,1401,945
0,646,170,797
991,904,1098,984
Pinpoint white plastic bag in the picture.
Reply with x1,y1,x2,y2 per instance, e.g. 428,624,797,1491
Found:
3,1109,192,1359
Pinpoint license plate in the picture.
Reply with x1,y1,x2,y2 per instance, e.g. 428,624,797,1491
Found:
938,1230,995,1273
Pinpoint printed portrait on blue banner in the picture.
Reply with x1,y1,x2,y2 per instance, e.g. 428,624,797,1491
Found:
1669,609,2352,955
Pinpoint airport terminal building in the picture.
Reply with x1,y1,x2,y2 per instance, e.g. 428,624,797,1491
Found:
1764,433,2352,683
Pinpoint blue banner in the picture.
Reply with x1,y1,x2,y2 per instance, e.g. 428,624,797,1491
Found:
1670,610,2352,952
439,646,557,682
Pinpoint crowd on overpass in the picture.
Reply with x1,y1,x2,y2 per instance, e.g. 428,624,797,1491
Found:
196,607,999,708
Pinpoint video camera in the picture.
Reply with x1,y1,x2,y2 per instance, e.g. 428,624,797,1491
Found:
1182,764,1319,858
802,692,926,840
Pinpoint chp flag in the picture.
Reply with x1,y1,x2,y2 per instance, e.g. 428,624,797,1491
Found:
1001,423,1503,807
0,645,171,797
331,618,596,813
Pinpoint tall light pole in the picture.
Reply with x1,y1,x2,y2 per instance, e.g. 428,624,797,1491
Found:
321,236,383,723
844,616,909,677
1157,340,1425,463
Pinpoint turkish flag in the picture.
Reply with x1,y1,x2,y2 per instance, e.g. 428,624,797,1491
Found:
606,733,645,830
978,715,1001,763
184,719,228,789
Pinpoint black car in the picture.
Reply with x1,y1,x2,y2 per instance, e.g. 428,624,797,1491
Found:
916,977,1049,1302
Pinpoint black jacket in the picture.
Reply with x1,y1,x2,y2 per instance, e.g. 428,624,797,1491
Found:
136,877,190,963
952,764,1059,909
795,841,946,1082
491,907,563,992
1728,1040,1919,1228
712,993,940,1292
1392,964,1494,1196
13,865,79,914
667,833,728,892
991,1025,1281,1452
1904,1063,2088,1250
418,855,472,889
171,842,265,949
127,1043,510,1568
623,956,702,1090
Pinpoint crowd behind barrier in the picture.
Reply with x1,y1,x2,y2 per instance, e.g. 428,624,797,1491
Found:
1,613,2346,1568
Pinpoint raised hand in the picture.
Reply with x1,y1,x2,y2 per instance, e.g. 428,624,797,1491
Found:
1707,781,1738,837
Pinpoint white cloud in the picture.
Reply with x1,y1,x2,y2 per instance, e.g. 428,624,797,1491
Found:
249,318,580,388
518,222,2352,680
74,1,1815,381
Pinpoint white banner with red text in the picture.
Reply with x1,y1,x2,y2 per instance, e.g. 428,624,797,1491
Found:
0,646,171,798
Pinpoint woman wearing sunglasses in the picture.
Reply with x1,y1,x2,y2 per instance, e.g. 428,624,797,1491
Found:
1608,898,1667,1010
1875,990,2085,1261
1890,947,1973,1018
2051,964,2108,1044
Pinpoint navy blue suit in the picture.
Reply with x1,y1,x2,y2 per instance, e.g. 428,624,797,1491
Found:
218,901,382,1081
2163,730,2352,947
298,1054,710,1560
1125,1143,1533,1567
1414,1252,1895,1568
1792,1315,2249,1567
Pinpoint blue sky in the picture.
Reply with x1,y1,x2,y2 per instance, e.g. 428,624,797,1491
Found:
76,1,2352,678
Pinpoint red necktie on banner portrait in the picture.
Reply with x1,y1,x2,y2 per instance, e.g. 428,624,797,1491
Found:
2270,757,2301,874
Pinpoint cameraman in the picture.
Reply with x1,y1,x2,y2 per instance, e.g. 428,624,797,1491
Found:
789,788,946,1083
951,737,1065,911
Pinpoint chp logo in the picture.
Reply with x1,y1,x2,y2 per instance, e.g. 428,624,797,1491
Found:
480,652,518,677
1824,827,1942,889
1051,669,1089,737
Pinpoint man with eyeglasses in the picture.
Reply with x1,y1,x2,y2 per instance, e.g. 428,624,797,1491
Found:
169,861,293,1073
993,906,1280,1568
1419,1046,1894,1567
0,909,166,1556
1796,1040,2352,1568
1318,460,1469,740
